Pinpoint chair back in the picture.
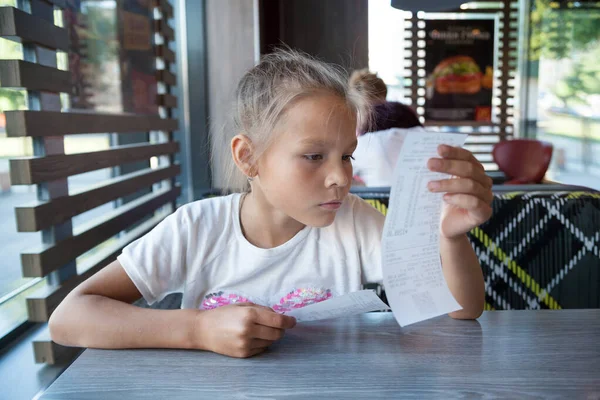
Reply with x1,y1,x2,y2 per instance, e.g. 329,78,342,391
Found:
492,139,553,184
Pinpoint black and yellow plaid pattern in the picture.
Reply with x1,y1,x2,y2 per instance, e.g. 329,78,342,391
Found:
357,191,600,310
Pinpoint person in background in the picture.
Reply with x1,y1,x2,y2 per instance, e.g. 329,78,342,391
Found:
49,50,491,359
348,68,388,106
349,69,424,187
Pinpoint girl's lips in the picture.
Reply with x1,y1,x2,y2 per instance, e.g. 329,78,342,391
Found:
319,201,342,210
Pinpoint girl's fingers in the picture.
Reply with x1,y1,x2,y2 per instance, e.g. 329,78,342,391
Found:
443,193,493,223
428,158,493,189
250,324,286,341
250,339,275,349
428,178,493,205
438,145,479,163
242,347,267,357
252,308,296,329
432,145,493,189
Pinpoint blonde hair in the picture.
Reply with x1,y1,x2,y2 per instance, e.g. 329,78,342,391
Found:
213,48,370,193
348,69,387,103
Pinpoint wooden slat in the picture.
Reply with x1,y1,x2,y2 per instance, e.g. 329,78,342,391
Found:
5,110,178,137
455,7,503,13
26,212,169,321
464,142,496,147
33,336,82,364
499,54,518,63
10,141,179,184
0,7,69,51
158,94,177,108
157,69,176,85
464,141,501,146
439,131,510,137
499,2,512,132
483,165,500,172
466,132,512,137
0,60,71,92
153,0,174,18
155,45,175,62
424,121,510,127
41,0,67,7
154,19,174,40
16,165,180,232
498,106,514,113
21,186,181,278
409,15,419,108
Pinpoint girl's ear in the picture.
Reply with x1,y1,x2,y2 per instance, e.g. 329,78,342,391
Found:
231,134,257,178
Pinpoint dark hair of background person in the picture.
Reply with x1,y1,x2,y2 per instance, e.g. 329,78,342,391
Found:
359,101,422,135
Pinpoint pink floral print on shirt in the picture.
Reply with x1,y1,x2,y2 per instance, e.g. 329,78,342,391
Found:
201,291,251,310
200,288,332,313
271,288,332,313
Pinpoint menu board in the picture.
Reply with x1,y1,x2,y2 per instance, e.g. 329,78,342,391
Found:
424,19,496,123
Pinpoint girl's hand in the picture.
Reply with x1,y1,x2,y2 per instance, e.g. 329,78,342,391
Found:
194,303,296,358
427,145,493,240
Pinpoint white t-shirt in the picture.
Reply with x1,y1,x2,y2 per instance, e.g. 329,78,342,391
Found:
353,127,425,187
118,193,384,313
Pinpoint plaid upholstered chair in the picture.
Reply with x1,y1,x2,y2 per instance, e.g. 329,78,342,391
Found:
351,186,600,311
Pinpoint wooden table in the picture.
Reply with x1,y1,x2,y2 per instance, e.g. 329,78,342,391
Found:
40,310,600,399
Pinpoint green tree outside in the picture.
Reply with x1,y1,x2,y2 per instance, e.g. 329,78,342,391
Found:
530,1,600,112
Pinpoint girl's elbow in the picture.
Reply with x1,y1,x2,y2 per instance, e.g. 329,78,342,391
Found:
472,303,484,319
454,283,486,320
449,297,484,320
467,305,484,319
48,310,67,345
449,307,483,320
48,296,78,346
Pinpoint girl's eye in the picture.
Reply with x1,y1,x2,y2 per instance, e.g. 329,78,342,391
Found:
304,154,323,161
342,155,355,162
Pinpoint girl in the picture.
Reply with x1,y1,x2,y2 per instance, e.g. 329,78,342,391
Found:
49,49,492,358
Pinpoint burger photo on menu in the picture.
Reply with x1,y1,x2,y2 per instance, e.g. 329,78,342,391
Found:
424,19,496,122
432,56,482,94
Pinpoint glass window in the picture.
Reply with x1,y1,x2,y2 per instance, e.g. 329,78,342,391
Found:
368,0,410,103
525,0,600,189
0,34,45,336
1,0,179,343
1,0,139,340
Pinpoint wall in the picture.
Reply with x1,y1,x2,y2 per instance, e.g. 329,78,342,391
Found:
261,0,369,70
205,0,259,189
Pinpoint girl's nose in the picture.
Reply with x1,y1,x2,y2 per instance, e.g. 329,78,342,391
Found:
325,161,349,188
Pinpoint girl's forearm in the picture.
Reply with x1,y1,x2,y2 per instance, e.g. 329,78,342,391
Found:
440,234,485,319
49,293,200,350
